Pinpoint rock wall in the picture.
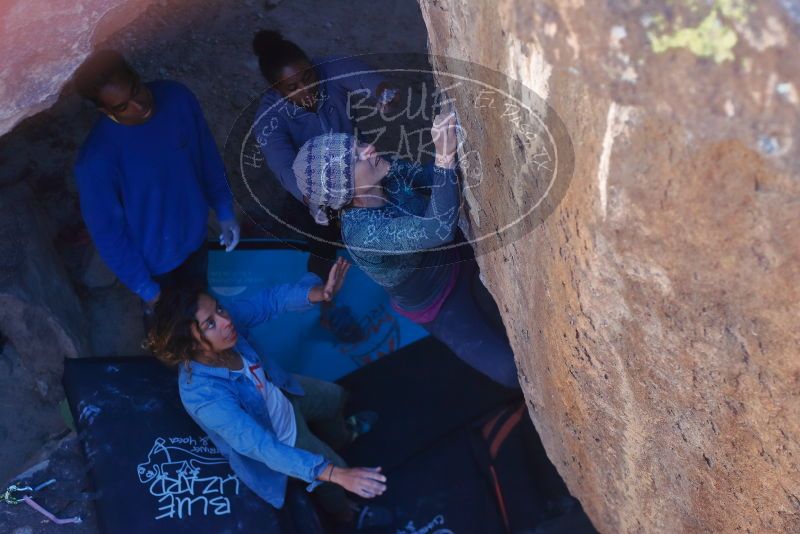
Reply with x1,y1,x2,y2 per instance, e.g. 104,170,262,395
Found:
0,183,87,483
0,0,161,137
418,1,800,532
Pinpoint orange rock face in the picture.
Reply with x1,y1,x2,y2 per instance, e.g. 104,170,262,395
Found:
418,1,800,532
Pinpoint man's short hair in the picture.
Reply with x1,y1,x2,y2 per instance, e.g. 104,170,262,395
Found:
73,50,136,105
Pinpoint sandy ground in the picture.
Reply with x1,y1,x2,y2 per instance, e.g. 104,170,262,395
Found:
0,0,428,531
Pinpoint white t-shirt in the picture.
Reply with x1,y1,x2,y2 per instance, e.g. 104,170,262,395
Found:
237,356,297,447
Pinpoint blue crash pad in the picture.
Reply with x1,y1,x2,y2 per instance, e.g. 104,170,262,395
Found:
208,242,428,381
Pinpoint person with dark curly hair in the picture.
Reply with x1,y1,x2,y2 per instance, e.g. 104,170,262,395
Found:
144,257,391,529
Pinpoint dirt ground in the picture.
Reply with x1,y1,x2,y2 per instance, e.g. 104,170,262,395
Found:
0,0,428,530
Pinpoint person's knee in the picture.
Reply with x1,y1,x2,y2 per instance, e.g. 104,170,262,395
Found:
295,375,348,414
329,382,348,411
325,383,347,407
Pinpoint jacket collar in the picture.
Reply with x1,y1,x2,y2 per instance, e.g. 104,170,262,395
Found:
185,343,252,380
185,360,235,379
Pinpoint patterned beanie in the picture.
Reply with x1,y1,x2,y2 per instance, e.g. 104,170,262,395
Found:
293,133,356,226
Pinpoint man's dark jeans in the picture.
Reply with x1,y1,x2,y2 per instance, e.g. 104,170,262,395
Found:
152,241,209,292
144,242,209,328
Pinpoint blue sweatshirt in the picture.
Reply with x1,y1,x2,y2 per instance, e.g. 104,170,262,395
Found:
74,80,234,301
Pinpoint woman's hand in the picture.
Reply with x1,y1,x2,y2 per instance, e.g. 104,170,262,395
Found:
431,110,458,169
308,257,351,303
327,466,387,498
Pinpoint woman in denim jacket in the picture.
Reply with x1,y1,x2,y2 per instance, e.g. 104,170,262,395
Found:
145,257,389,528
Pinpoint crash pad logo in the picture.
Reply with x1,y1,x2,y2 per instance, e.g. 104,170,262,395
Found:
397,514,454,534
136,436,239,520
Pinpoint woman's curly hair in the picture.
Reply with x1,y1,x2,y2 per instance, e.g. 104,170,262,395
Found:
143,285,207,368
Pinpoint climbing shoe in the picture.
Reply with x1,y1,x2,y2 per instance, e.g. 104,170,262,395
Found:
345,411,379,442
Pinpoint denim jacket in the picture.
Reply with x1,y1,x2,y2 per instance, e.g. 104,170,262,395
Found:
178,273,329,509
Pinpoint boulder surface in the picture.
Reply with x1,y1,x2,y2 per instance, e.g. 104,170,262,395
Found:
418,1,800,532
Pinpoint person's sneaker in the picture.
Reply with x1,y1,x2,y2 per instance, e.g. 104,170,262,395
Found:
345,411,379,442
320,304,365,344
355,504,393,530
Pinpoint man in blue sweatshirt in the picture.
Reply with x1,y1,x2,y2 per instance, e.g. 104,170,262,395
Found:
73,50,239,311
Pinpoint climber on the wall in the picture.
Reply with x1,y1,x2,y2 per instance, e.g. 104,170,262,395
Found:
72,50,239,319
292,112,520,389
251,30,399,343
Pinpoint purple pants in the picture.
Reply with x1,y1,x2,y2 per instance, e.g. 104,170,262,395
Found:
421,259,519,388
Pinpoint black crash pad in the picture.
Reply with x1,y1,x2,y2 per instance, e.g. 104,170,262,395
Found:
338,335,521,469
63,357,317,534
63,338,591,534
